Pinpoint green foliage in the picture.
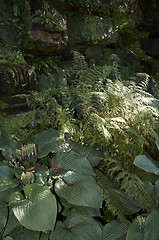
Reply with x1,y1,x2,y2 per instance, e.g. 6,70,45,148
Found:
0,0,31,49
32,1,66,31
0,130,104,239
58,0,100,8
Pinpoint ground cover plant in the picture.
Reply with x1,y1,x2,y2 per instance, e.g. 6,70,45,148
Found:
0,52,159,239
1,0,159,239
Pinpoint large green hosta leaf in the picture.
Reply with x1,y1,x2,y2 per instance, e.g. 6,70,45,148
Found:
2,209,22,237
60,198,101,217
0,201,8,232
144,210,159,240
10,228,40,240
51,151,95,176
55,171,103,208
72,143,104,167
102,220,128,240
109,189,142,215
34,129,71,158
10,184,57,231
134,155,159,175
0,165,20,192
0,135,22,160
50,209,102,240
126,218,144,240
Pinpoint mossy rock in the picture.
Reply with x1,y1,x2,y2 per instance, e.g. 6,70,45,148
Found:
67,14,117,46
0,63,37,100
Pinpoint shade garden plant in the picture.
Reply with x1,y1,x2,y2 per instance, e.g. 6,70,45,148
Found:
0,129,103,240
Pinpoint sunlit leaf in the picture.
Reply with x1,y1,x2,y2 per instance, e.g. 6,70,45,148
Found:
10,184,57,231
51,151,95,176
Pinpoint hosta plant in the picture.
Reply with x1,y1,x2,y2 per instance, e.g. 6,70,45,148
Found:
0,129,104,240
0,129,148,240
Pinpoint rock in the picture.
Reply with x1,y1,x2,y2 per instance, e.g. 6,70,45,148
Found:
142,38,159,58
0,63,37,101
25,27,68,56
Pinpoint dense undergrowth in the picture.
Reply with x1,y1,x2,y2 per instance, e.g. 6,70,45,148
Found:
1,0,159,239
0,50,159,239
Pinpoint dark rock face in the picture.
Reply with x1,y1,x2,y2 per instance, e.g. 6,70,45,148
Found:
27,27,68,56
0,63,37,101
142,38,159,58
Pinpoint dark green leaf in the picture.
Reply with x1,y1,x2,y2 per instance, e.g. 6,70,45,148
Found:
144,210,159,240
50,209,102,240
10,228,40,240
34,129,64,158
126,218,144,240
55,171,103,208
0,135,22,160
102,220,128,240
0,201,8,232
51,151,95,176
0,165,20,192
3,208,22,237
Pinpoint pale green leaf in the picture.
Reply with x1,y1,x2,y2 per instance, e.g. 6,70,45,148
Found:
156,140,159,150
134,155,159,175
10,184,57,231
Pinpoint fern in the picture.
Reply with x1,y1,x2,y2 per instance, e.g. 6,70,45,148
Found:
105,158,155,211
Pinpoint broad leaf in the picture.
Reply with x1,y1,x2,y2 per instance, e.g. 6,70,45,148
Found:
126,218,144,240
156,140,159,150
134,155,159,175
0,165,20,192
155,179,159,198
10,228,40,240
0,201,8,232
39,231,50,240
51,151,95,176
102,220,128,240
60,198,101,217
145,181,158,203
55,171,103,208
34,129,71,158
0,135,22,160
0,185,22,203
144,210,159,240
10,184,57,231
35,169,49,184
50,209,102,240
72,143,104,166
111,189,142,215
3,208,22,237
